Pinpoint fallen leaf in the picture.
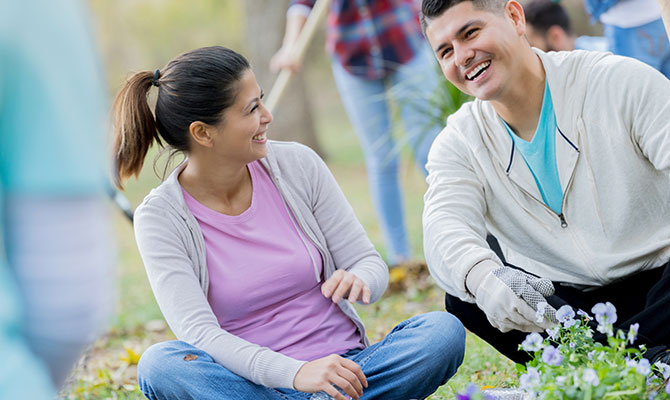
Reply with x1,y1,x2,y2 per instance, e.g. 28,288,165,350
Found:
120,347,141,365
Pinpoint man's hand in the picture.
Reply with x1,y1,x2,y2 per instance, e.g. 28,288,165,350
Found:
293,354,368,400
492,266,558,323
468,263,556,332
321,270,371,304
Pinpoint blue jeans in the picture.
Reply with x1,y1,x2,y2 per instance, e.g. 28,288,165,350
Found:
331,45,445,264
604,18,670,78
137,312,465,400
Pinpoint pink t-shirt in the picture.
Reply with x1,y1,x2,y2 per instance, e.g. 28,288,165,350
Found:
182,161,363,361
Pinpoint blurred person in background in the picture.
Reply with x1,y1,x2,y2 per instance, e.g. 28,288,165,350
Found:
524,0,608,51
584,0,670,77
271,0,446,279
0,0,114,397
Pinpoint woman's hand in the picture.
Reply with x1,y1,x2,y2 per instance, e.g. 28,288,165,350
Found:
321,270,371,304
293,354,368,400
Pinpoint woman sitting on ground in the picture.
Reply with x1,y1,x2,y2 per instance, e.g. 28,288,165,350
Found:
112,46,465,400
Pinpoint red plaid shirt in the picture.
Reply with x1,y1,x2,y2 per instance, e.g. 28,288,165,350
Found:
291,0,427,79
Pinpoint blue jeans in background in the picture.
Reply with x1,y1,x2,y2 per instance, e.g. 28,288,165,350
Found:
604,18,670,78
331,45,445,264
137,312,465,400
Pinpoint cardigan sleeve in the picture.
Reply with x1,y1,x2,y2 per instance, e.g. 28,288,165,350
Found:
300,145,389,303
133,200,306,389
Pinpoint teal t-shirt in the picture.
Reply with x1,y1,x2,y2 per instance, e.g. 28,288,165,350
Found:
502,80,563,214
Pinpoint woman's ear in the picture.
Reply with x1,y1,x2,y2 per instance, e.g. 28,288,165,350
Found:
189,121,215,148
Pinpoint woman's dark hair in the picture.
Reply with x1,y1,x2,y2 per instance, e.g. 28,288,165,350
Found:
112,46,250,188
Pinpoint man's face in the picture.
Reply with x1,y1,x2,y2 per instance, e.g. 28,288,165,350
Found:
425,1,527,101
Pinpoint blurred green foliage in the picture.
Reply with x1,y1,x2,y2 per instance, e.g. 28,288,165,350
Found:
88,0,245,93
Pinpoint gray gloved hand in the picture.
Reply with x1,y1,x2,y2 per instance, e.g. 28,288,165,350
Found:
492,266,558,324
467,261,558,332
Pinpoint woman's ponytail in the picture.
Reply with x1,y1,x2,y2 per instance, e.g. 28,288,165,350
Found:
112,71,162,189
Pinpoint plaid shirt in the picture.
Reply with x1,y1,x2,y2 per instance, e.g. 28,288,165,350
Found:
290,0,427,79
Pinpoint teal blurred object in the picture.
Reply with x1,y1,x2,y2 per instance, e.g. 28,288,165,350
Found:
0,0,112,397
0,0,107,195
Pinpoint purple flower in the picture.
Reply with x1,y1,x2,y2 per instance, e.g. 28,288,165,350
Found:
626,357,638,369
536,301,548,323
628,323,639,345
457,383,482,400
546,326,559,340
456,383,477,400
577,309,592,320
655,362,670,379
520,367,541,390
592,302,617,325
556,305,575,323
582,368,599,386
522,332,544,352
637,359,651,376
665,381,670,394
588,350,596,360
542,345,563,366
456,383,494,400
563,318,577,329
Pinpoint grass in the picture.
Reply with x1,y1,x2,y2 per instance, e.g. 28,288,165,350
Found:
60,99,518,400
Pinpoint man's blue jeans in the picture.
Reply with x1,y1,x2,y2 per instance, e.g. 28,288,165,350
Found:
604,18,670,78
137,312,465,400
330,45,445,264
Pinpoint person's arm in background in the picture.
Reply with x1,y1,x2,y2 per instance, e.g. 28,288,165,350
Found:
657,0,670,42
270,1,313,73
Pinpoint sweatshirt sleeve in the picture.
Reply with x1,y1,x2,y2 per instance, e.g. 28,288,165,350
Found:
422,123,503,302
301,146,389,303
133,201,306,389
606,57,670,174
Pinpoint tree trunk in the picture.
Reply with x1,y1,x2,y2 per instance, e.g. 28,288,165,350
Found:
242,0,324,157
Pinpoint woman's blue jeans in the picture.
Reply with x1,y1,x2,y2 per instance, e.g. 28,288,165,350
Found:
137,312,465,400
330,45,445,264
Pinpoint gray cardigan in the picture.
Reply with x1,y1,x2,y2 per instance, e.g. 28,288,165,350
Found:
134,141,389,389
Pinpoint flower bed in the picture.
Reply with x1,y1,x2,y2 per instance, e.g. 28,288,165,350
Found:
458,302,670,399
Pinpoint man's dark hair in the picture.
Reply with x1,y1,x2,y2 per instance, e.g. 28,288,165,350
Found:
421,0,507,34
523,0,572,34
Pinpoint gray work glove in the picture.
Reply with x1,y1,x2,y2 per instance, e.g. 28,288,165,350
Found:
492,266,558,324
467,262,557,332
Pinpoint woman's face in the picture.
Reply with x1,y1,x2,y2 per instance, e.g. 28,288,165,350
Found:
210,69,273,165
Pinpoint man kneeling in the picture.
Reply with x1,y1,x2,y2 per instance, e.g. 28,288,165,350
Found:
420,0,670,364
